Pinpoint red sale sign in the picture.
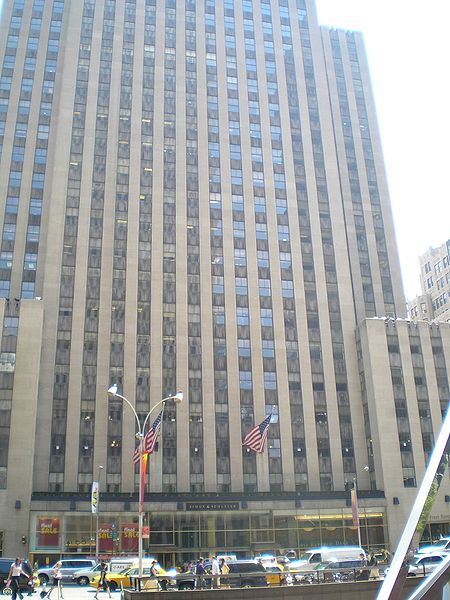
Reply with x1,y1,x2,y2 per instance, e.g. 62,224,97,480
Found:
121,523,139,552
37,518,60,548
98,523,113,552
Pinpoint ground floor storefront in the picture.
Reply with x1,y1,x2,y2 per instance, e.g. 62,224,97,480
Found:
28,504,389,568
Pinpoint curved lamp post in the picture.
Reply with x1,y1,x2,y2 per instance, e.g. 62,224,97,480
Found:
95,464,103,559
107,384,183,578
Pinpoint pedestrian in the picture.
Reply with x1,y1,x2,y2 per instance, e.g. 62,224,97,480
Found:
380,548,391,563
219,558,229,575
46,561,63,599
149,560,166,591
150,560,159,578
195,558,206,589
210,556,220,589
367,552,379,579
357,553,369,581
8,558,27,600
93,561,111,599
219,558,229,588
184,561,193,573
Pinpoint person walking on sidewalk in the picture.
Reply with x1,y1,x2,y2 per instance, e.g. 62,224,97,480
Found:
195,558,206,589
211,556,220,589
94,562,111,599
8,558,28,600
46,561,63,599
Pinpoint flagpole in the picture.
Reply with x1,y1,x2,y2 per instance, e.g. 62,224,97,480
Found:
95,465,103,559
352,478,362,548
138,433,144,580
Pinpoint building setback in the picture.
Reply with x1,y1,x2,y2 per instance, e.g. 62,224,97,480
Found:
0,0,449,562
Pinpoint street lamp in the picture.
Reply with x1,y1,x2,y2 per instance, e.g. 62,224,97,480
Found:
107,384,183,579
95,465,103,559
352,465,369,548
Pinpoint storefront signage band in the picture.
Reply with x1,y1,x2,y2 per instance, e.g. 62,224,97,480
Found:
186,502,240,511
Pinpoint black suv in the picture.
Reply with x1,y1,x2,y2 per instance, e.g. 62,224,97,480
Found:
175,560,268,590
0,558,33,592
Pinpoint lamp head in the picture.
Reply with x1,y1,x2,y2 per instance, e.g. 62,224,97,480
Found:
172,391,184,404
107,383,118,396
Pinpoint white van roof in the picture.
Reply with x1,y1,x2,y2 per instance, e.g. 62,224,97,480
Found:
307,546,363,552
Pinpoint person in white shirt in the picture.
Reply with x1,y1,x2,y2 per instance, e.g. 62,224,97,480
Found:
46,561,63,599
211,556,221,589
8,558,26,600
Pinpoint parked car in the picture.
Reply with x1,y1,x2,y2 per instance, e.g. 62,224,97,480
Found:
383,553,447,579
257,556,286,585
0,558,33,592
175,559,268,590
417,537,450,554
313,559,365,582
72,563,103,586
407,553,447,576
37,558,96,584
263,564,286,585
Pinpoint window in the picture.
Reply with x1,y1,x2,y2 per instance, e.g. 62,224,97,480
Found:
0,281,11,298
21,281,35,298
3,224,16,241
0,252,13,269
260,308,272,326
27,225,40,242
6,197,19,214
237,307,249,325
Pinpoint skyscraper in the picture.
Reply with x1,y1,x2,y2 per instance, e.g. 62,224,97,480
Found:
0,0,449,562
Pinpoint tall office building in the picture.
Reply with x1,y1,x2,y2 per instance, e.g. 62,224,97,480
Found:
1,0,450,562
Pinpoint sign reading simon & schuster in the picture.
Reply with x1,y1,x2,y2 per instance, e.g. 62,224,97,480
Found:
186,502,240,511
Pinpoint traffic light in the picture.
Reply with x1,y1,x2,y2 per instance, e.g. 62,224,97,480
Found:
21,535,27,545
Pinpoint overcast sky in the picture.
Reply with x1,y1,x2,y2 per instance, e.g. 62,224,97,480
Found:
316,0,450,300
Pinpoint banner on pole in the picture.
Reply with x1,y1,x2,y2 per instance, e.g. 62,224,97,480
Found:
91,481,99,514
351,488,359,527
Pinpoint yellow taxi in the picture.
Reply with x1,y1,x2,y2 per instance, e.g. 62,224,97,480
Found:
257,556,286,585
264,564,286,585
90,564,167,591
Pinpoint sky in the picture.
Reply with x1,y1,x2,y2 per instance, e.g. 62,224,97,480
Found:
316,0,450,300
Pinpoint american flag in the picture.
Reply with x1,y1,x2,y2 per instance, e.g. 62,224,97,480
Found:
132,446,140,465
144,409,164,454
243,414,272,453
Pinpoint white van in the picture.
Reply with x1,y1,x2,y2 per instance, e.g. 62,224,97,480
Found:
109,557,140,573
289,546,365,572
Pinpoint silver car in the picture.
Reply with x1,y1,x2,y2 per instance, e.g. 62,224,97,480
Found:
37,559,97,584
72,563,104,586
407,553,447,576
